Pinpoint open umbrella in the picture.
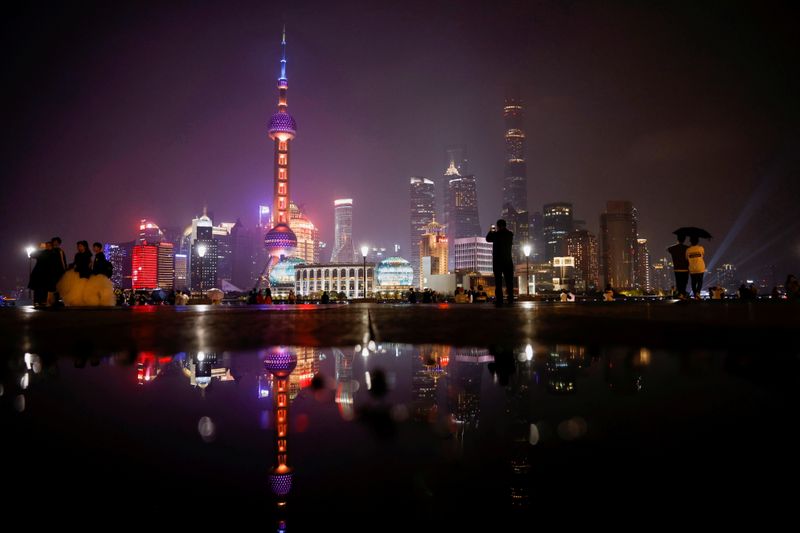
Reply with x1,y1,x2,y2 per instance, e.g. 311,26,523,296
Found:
673,227,712,239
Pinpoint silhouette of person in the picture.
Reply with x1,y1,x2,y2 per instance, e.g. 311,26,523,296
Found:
486,219,514,306
667,233,689,299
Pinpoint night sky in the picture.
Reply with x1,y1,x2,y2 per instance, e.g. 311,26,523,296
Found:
3,0,799,291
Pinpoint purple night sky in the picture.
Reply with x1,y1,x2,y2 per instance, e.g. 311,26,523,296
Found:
2,0,798,291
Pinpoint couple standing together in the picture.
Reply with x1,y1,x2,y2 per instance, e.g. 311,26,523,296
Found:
668,234,706,299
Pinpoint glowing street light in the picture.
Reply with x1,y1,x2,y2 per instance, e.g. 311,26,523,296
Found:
25,245,36,301
523,244,531,296
360,245,369,299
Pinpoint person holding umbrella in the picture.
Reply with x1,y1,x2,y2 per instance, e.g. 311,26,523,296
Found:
686,235,707,299
667,232,690,299
671,227,712,299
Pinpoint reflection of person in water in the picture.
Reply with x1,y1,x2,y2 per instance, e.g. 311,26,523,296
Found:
487,345,516,387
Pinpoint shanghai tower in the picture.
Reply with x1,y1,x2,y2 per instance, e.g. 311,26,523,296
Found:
500,89,530,258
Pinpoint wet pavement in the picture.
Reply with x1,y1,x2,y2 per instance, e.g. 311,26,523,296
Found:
1,301,798,356
2,303,799,525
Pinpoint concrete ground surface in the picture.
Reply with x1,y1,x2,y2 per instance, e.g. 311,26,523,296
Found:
1,301,798,356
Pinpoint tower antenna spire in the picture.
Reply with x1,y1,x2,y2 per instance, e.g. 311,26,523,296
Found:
279,25,287,82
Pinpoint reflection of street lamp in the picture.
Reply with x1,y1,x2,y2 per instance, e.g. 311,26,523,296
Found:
523,244,531,296
197,243,207,298
360,245,369,299
26,245,36,300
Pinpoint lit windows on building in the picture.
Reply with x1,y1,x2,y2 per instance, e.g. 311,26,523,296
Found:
453,237,493,272
294,263,375,298
132,244,158,290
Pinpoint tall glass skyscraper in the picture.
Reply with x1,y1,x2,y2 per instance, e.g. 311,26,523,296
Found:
330,198,357,263
542,202,574,261
600,201,638,290
445,162,481,240
500,90,530,257
409,176,436,282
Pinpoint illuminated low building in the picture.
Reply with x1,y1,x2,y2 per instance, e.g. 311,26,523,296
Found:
374,257,414,297
294,263,375,299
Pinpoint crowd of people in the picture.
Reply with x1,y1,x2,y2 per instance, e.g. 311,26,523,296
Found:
28,238,115,307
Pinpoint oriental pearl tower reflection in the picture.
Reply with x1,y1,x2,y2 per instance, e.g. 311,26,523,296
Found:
264,347,298,531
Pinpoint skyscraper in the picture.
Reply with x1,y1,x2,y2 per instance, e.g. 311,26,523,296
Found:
651,257,671,293
445,144,468,175
289,202,319,264
104,243,129,289
453,237,493,272
174,254,188,290
191,212,218,291
409,176,436,282
264,28,298,265
600,201,638,290
530,211,544,262
565,229,599,291
330,198,357,263
542,202,574,261
446,164,481,239
635,238,652,292
419,219,448,286
132,244,158,290
501,90,530,258
156,242,175,290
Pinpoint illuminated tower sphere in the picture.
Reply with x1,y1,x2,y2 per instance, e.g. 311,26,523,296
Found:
264,223,298,261
265,27,298,266
264,347,298,378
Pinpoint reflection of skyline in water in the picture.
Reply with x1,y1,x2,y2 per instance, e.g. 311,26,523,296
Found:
9,341,793,522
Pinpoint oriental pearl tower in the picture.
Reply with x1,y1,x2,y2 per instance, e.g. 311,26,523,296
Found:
264,27,299,265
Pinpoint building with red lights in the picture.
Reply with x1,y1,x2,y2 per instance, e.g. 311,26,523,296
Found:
132,244,158,290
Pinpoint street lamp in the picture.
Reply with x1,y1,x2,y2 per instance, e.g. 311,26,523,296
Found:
360,245,369,299
523,244,531,296
197,243,207,299
26,245,36,301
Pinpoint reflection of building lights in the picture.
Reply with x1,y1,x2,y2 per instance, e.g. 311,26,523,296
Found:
361,347,369,357
367,340,377,352
197,352,206,362
365,371,372,390
525,344,533,361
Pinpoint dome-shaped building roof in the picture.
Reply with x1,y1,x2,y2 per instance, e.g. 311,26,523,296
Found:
263,347,298,378
264,223,298,253
269,257,306,286
268,112,297,139
375,257,414,288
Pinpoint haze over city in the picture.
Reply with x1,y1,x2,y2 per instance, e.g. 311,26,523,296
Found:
3,0,798,291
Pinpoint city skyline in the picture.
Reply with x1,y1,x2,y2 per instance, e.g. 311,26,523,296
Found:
3,1,799,292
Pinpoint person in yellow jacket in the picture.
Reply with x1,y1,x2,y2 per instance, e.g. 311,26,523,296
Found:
686,235,706,299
